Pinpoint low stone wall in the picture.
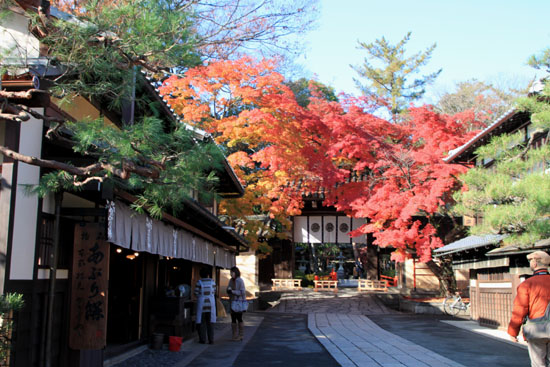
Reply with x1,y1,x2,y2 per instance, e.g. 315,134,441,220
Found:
373,292,400,310
375,293,448,315
398,299,445,315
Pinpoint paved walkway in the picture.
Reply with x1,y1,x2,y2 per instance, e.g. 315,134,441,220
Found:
266,288,394,315
267,289,463,367
369,313,530,367
107,316,264,367
440,319,528,349
309,313,464,367
110,289,529,366
267,289,528,366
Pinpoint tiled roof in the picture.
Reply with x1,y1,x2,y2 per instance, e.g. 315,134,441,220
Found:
486,238,550,257
141,70,245,197
433,234,506,256
444,108,517,163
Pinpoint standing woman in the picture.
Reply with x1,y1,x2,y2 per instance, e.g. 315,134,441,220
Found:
227,266,246,341
194,267,216,344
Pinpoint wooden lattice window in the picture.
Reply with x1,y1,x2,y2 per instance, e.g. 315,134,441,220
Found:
37,214,69,268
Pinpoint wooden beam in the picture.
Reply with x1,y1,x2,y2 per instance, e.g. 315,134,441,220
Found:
60,208,106,217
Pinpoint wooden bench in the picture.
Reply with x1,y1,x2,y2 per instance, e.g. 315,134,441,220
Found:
357,279,388,292
313,280,338,293
271,279,302,291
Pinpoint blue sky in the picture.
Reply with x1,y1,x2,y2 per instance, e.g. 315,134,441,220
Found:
297,0,550,102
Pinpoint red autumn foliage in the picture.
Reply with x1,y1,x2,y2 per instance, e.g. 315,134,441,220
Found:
160,57,484,260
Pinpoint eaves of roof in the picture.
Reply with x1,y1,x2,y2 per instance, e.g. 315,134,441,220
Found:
182,198,249,250
115,189,248,252
444,108,519,163
433,234,506,256
486,238,550,257
141,71,245,198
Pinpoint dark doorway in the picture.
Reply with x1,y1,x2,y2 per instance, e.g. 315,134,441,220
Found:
107,246,143,344
158,257,193,295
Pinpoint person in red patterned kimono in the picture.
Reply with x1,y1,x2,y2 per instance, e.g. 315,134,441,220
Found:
508,250,550,367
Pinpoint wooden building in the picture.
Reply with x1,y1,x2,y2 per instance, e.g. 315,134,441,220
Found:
0,2,247,366
440,105,546,329
291,192,389,282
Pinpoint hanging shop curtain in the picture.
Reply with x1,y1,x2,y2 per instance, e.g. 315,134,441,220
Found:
107,200,236,269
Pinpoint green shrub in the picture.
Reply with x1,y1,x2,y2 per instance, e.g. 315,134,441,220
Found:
381,269,396,278
0,293,24,365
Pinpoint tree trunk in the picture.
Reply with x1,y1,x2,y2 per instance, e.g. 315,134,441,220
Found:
425,257,456,296
308,243,318,273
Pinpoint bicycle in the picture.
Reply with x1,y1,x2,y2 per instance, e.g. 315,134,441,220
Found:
443,293,470,316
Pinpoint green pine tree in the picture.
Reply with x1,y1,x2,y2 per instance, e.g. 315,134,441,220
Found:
285,78,338,108
352,31,441,120
453,49,550,247
1,0,228,217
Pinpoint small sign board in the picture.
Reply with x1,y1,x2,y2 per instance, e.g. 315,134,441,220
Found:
463,215,476,226
69,223,110,350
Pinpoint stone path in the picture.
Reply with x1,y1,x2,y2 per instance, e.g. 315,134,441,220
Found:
111,289,528,366
309,313,465,367
268,290,465,367
266,288,395,315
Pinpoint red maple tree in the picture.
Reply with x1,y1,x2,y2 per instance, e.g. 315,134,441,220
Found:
160,57,485,261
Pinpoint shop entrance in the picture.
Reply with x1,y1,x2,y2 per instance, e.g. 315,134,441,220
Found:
107,246,144,344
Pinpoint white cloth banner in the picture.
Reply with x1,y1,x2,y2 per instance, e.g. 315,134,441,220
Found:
107,200,236,268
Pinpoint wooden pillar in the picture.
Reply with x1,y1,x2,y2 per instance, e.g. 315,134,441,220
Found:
0,120,21,294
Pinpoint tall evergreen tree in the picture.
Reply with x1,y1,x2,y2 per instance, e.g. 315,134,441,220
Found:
453,50,550,247
285,78,338,107
352,31,441,120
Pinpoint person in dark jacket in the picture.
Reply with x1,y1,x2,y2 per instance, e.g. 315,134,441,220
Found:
355,257,364,279
508,250,550,367
194,267,216,344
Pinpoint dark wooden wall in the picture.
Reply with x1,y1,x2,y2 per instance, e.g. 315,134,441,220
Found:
258,239,294,289
7,279,70,367
470,268,522,330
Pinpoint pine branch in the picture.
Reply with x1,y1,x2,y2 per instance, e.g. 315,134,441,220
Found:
0,144,104,175
73,175,107,187
130,142,166,171
15,103,65,124
518,128,548,159
0,145,160,181
0,104,29,122
0,98,66,132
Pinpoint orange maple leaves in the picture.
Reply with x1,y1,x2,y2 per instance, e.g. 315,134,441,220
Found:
160,57,484,260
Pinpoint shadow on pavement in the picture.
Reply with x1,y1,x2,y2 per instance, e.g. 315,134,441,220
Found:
368,313,530,367
233,312,340,367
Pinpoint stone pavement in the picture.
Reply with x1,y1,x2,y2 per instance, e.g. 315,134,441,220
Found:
267,289,463,366
369,313,530,367
266,288,394,315
174,314,264,366
309,313,464,367
111,289,530,366
108,316,264,367
267,289,528,366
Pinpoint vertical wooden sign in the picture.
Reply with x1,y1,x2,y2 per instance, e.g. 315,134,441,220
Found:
69,223,110,350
